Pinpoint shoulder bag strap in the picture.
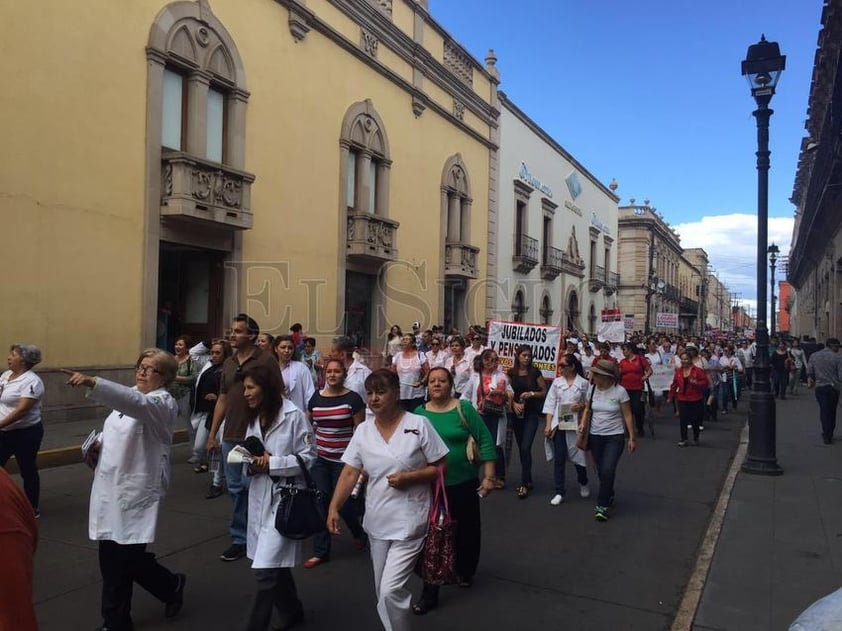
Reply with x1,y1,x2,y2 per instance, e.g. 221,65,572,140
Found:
455,399,475,439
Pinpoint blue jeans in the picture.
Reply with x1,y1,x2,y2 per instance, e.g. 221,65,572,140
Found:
310,457,365,559
551,430,588,495
511,412,540,486
222,440,250,545
588,433,626,507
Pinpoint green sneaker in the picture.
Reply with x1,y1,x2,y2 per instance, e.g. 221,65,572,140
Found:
594,506,609,522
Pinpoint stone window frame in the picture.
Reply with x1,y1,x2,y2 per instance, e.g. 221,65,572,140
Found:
512,286,528,322
539,291,553,325
339,99,392,217
141,0,250,346
541,197,557,252
147,0,250,170
441,154,472,244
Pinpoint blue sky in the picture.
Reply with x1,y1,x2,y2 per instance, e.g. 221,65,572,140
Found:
431,0,822,317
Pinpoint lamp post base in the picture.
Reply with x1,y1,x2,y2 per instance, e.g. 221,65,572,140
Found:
741,390,783,476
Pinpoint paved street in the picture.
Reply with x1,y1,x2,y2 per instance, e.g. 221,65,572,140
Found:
31,406,745,631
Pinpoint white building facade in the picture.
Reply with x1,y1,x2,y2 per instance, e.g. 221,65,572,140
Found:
490,94,619,333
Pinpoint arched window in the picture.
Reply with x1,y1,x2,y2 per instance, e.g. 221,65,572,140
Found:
566,290,580,331
540,294,553,325
441,154,472,243
513,289,527,322
340,100,391,216
588,303,597,335
148,1,249,168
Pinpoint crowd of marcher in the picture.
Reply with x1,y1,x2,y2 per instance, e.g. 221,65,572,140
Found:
2,321,841,631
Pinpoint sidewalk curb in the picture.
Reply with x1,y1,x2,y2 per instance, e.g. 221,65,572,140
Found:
670,421,749,631
4,429,191,474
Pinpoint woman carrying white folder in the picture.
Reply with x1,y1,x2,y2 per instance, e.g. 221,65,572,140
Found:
64,348,186,631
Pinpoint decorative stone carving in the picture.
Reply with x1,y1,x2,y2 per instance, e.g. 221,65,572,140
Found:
347,212,399,262
367,0,392,17
161,151,255,230
288,0,313,42
196,26,210,47
453,99,465,121
412,92,427,118
444,40,473,87
360,27,378,57
445,243,479,279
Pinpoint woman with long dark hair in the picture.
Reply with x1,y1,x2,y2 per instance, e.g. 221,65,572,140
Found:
240,363,316,631
507,345,547,499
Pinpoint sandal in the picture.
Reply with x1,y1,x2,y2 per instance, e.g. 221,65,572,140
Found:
411,598,438,616
303,557,326,569
194,464,208,474
494,479,506,490
516,485,529,499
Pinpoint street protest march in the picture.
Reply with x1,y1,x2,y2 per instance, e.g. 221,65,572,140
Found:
487,320,562,378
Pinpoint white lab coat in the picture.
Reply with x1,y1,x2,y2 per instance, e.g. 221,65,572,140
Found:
87,379,178,545
280,360,316,413
541,375,589,466
245,398,317,569
465,370,512,447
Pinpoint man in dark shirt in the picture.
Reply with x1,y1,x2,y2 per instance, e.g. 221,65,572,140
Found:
207,313,278,561
807,337,842,444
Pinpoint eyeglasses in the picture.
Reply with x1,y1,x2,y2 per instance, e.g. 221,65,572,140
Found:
136,365,160,376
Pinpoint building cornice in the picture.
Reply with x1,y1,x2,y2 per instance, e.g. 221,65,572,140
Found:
273,0,498,149
499,92,619,202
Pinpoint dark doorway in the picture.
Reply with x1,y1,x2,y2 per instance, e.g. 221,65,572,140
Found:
158,244,225,350
345,271,374,349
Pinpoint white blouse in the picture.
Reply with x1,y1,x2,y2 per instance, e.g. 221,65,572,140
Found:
392,351,428,400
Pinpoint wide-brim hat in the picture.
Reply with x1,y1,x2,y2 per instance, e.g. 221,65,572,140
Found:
590,359,618,379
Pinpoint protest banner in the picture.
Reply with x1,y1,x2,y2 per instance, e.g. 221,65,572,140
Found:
656,312,679,329
648,363,674,392
624,315,636,332
487,320,561,379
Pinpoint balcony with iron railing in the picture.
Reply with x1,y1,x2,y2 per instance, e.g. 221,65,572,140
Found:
604,271,620,295
540,245,563,280
512,233,539,273
161,151,255,229
589,265,606,292
680,296,700,317
444,241,480,279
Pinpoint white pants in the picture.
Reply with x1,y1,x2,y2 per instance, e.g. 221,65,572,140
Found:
369,537,425,631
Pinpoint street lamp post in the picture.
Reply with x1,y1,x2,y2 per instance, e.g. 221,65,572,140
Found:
741,35,785,476
768,243,779,337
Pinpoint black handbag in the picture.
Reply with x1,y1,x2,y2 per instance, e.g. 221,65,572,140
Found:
274,453,326,540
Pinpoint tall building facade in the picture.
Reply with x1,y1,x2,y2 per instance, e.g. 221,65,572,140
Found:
788,0,842,340
1,0,497,419
492,95,619,333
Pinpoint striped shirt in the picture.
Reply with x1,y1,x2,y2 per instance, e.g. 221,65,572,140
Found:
308,390,365,462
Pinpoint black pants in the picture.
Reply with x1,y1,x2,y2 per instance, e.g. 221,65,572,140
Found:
772,369,788,399
245,567,302,631
0,423,44,511
627,390,645,435
98,540,178,630
678,400,704,441
421,478,482,601
510,412,540,486
815,385,840,442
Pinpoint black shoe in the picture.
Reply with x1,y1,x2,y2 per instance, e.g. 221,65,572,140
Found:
164,573,186,618
823,437,832,445
412,597,438,615
272,605,304,630
205,485,224,499
220,543,246,562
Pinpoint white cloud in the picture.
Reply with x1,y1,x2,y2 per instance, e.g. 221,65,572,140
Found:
673,213,794,319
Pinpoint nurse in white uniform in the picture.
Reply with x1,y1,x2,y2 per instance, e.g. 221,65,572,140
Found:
328,369,448,631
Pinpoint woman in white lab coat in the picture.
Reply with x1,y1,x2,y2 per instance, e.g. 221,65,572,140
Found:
240,363,317,631
328,369,448,631
63,348,186,631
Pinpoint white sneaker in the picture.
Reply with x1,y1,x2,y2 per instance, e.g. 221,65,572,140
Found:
550,494,564,506
579,485,590,499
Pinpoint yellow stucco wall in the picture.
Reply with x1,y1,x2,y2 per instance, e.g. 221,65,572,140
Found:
0,0,492,366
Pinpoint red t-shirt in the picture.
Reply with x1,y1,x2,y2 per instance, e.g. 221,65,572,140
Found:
619,354,650,391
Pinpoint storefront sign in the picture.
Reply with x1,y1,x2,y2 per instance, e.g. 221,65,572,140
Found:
488,320,561,378
518,162,553,198
564,200,583,216
565,171,582,200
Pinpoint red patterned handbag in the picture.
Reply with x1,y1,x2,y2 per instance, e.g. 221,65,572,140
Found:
415,468,457,585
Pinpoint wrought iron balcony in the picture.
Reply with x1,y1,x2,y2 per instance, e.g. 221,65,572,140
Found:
604,271,620,295
680,297,700,316
512,234,539,273
540,245,563,280
664,283,681,302
346,212,399,263
445,242,479,279
589,265,606,292
161,151,255,229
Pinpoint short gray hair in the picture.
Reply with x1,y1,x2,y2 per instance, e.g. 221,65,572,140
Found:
10,343,42,368
332,336,356,352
